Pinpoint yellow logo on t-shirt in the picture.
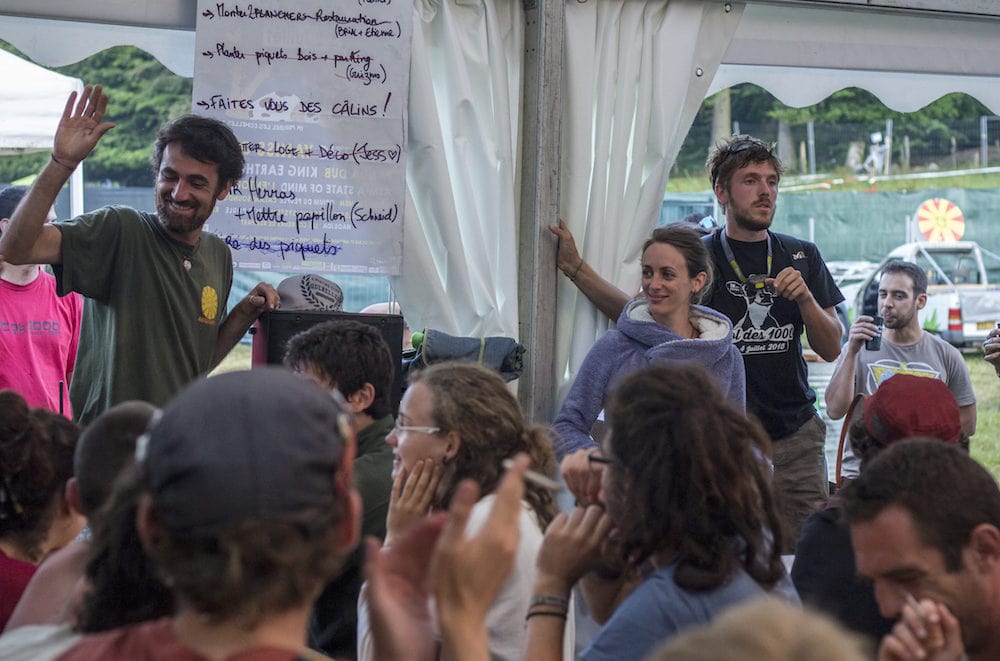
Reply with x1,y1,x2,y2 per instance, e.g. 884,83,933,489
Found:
200,286,219,323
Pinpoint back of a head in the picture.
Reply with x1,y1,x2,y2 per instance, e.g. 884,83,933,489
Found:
0,390,79,562
138,367,355,626
0,185,28,224
842,439,1000,571
409,361,557,526
604,364,783,591
284,319,394,419
74,400,157,517
648,599,870,661
849,374,963,467
76,465,174,634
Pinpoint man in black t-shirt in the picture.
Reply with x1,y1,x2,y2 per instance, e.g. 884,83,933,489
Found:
702,135,843,553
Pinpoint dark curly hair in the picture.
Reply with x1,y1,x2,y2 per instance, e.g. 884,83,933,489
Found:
0,390,79,562
408,362,558,528
284,319,395,420
151,115,244,192
603,364,784,592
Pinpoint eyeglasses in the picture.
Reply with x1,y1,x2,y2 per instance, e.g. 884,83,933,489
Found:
392,422,442,435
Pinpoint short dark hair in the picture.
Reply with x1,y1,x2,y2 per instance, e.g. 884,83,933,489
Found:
284,320,395,419
706,134,783,191
841,439,1000,571
151,115,245,191
882,260,928,296
604,364,784,592
0,185,28,224
641,224,714,304
74,401,157,515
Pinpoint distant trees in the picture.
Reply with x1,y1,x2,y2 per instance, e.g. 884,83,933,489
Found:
675,85,992,179
0,43,191,185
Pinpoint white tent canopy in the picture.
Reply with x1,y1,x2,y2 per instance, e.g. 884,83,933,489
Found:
0,48,82,153
0,48,84,216
709,3,1000,113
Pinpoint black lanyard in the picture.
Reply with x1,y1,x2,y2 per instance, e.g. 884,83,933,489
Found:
719,230,772,284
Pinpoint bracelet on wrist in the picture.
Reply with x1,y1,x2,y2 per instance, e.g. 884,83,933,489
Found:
568,257,584,281
530,594,570,609
50,154,76,172
526,608,568,621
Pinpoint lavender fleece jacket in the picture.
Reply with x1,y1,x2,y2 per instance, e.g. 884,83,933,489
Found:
553,298,746,459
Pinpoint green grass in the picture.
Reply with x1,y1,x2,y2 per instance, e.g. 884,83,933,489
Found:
211,342,253,376
968,352,1000,480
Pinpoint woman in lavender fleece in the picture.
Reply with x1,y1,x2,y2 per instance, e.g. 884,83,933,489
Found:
554,225,745,503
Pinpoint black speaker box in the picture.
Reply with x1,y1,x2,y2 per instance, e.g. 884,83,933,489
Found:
251,310,404,415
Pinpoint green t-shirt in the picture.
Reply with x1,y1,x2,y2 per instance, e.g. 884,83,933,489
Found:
54,206,233,425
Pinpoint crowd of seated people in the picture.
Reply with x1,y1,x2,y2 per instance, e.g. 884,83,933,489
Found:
2,313,998,660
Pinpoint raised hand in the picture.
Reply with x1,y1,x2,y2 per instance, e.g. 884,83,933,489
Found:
548,218,584,277
52,85,116,169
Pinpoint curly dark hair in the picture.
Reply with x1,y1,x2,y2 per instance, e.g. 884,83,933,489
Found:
284,319,395,419
75,466,174,633
151,115,244,192
603,364,784,592
706,134,783,192
0,390,79,562
408,362,558,528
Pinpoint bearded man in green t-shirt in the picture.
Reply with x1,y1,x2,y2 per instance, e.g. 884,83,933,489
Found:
0,85,279,424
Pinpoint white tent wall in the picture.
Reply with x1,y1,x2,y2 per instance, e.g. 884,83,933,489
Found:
3,0,1000,420
0,49,85,216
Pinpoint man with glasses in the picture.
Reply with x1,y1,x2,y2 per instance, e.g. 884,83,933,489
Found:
551,135,843,553
284,319,396,660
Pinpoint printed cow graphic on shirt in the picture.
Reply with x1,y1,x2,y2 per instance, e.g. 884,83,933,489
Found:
725,279,796,355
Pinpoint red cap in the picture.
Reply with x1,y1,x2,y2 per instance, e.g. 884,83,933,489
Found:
863,374,962,446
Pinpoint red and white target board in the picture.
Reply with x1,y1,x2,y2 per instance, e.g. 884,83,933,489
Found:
916,198,965,242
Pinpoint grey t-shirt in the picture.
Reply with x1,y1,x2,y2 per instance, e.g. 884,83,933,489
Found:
841,331,974,477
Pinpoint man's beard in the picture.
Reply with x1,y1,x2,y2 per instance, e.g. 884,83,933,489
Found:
729,203,775,233
883,309,915,329
156,194,210,235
